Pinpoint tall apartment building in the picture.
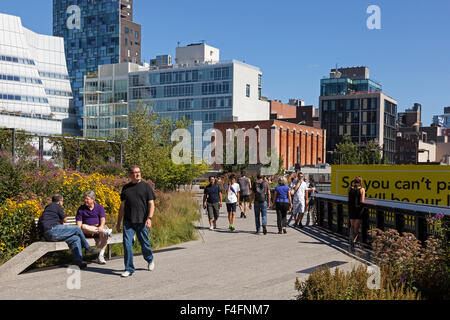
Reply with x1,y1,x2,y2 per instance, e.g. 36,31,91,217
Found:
319,66,398,164
53,0,141,135
0,13,72,135
83,43,269,154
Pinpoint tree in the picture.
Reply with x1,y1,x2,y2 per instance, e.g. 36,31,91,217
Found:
360,140,383,164
334,134,360,165
124,103,209,191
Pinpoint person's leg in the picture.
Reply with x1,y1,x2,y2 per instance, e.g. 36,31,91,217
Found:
213,203,219,228
353,219,361,243
254,202,261,232
262,201,268,234
122,221,136,273
227,204,232,228
135,223,154,264
298,202,305,227
243,199,248,217
207,203,214,229
275,203,282,233
281,203,289,232
81,224,98,236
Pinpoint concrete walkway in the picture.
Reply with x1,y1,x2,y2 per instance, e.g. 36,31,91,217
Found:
0,194,365,300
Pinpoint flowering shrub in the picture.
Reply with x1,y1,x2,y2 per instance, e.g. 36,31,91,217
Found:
369,225,449,300
55,171,121,218
0,199,42,261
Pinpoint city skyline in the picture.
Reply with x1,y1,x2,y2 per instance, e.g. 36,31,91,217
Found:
1,0,449,125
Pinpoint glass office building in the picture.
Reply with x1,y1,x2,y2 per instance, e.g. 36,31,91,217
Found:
53,0,141,135
319,67,397,164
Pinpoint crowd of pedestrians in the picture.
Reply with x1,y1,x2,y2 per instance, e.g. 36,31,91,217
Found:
202,170,318,235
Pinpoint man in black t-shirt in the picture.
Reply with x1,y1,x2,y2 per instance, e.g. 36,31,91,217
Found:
116,165,156,278
203,176,223,230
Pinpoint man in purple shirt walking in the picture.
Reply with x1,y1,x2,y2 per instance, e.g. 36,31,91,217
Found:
76,191,112,264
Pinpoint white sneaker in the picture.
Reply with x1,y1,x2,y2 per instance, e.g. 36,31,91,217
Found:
121,271,132,278
103,228,113,237
148,261,155,271
209,225,214,230
98,255,106,265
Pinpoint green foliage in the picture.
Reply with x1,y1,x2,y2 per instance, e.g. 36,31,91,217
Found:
48,136,122,174
295,265,421,300
0,128,36,163
124,103,209,190
360,139,383,164
0,154,26,204
334,134,360,164
334,134,383,165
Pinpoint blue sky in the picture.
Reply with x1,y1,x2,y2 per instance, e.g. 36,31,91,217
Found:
2,0,449,125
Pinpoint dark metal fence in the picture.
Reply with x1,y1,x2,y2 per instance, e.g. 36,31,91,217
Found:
314,193,450,243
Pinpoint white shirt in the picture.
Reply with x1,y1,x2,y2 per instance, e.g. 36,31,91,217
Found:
292,180,308,204
226,183,240,203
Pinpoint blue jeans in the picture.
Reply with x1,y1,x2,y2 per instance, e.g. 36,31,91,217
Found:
123,221,154,273
44,225,91,262
254,201,268,232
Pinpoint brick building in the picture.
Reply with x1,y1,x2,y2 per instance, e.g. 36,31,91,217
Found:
213,120,326,170
269,100,320,128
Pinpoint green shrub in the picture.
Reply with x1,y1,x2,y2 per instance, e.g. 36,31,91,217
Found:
295,265,421,300
0,153,26,204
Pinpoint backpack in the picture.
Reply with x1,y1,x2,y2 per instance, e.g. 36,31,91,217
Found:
254,181,267,202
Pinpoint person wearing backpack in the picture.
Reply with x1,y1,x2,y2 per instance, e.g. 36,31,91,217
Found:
251,173,271,235
347,176,365,252
225,175,240,232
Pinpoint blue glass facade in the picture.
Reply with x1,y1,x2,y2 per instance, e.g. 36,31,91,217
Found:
128,64,235,151
320,78,382,96
53,0,121,134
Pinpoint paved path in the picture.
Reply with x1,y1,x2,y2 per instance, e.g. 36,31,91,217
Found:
0,193,366,300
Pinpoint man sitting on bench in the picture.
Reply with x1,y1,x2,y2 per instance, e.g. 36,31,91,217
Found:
38,194,94,269
76,191,112,265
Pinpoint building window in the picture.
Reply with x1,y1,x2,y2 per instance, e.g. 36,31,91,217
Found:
125,27,129,34
135,31,139,39
246,84,250,97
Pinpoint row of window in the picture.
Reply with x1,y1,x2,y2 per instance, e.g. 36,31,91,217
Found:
322,98,378,111
0,55,35,65
0,74,42,84
0,93,48,104
50,106,69,113
45,89,72,97
201,97,233,109
39,71,70,80
164,84,194,97
322,111,378,124
201,82,231,95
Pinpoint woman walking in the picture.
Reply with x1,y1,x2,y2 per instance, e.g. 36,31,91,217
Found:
225,175,240,232
272,176,292,234
347,176,365,252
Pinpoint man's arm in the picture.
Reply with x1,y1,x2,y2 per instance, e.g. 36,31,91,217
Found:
145,200,155,229
218,192,223,207
116,201,125,232
266,183,271,206
203,193,207,209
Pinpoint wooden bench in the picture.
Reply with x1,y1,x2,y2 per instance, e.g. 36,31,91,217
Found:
0,217,125,279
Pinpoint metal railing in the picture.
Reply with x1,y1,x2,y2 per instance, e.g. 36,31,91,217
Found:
314,193,450,243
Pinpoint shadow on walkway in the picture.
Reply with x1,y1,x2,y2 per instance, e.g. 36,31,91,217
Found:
288,222,372,264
